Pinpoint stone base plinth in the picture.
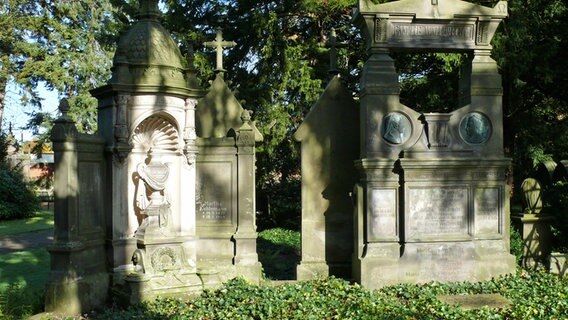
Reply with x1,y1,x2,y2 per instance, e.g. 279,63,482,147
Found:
354,241,516,289
511,213,554,268
549,252,568,276
116,272,202,305
197,262,263,289
45,272,109,315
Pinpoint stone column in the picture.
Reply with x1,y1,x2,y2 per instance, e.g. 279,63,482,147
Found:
181,98,199,271
233,110,262,282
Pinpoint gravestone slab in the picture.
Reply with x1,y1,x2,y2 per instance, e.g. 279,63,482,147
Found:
195,72,263,286
438,294,512,311
295,75,359,280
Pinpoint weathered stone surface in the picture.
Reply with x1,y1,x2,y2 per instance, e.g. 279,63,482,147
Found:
295,75,359,280
511,213,554,269
438,294,512,310
550,252,568,277
194,71,263,284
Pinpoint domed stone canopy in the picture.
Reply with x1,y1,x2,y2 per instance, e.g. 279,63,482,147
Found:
106,0,203,96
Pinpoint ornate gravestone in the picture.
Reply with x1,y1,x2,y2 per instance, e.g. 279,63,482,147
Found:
89,0,205,304
352,0,515,288
194,28,263,288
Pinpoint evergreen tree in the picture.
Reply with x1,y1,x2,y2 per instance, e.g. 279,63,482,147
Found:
0,0,128,134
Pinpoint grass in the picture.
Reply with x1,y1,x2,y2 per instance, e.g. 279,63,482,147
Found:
0,209,53,319
257,228,300,280
0,248,50,293
0,208,54,237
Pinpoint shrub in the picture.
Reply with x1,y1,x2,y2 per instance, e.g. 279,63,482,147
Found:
0,134,39,220
545,181,568,252
93,271,568,320
510,225,524,265
0,283,44,319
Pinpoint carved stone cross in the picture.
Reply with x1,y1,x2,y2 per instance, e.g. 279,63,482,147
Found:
204,27,236,74
326,28,347,74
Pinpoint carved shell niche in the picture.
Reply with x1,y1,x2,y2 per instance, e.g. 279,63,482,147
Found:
131,115,179,153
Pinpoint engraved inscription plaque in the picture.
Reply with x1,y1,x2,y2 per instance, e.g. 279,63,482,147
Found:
474,188,500,235
196,162,232,224
392,23,474,41
368,189,397,241
79,162,102,233
408,187,468,239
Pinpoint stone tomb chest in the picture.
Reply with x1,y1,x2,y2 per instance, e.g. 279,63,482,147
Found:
352,0,515,288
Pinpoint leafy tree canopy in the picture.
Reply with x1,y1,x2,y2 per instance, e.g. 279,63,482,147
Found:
1,0,567,224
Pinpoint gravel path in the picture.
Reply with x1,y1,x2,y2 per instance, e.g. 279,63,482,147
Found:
0,229,53,254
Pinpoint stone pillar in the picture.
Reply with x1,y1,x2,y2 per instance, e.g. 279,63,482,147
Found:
353,159,401,286
512,213,554,269
46,99,108,315
512,178,554,269
108,93,137,285
353,48,406,287
181,97,199,272
233,110,262,281
359,49,400,158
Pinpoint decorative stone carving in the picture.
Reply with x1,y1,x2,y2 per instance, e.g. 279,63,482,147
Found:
131,115,179,153
459,112,491,144
135,150,172,237
382,112,411,145
521,178,543,215
424,113,451,148
131,249,147,274
183,98,198,167
150,247,178,272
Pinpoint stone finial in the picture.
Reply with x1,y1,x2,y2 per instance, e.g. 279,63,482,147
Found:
204,27,236,76
241,109,252,123
58,98,70,119
59,98,70,112
326,28,347,75
521,178,543,215
137,0,160,20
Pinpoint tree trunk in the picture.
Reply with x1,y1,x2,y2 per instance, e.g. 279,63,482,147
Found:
0,79,6,131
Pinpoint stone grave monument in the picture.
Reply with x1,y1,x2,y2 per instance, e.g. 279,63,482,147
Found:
295,30,359,280
46,0,263,314
90,0,205,304
352,0,515,288
194,27,264,288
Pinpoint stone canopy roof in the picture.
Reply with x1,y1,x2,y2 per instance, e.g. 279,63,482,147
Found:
100,0,204,97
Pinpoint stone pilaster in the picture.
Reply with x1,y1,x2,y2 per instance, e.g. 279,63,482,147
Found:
233,110,262,281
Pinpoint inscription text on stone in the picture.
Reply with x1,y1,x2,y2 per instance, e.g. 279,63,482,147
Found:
408,187,468,239
392,24,474,41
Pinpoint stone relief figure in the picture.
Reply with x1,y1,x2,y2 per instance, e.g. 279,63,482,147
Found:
382,112,411,144
135,149,172,237
460,112,491,144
